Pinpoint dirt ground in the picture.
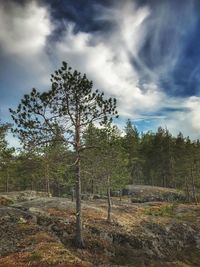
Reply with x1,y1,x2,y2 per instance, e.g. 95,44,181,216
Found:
0,191,200,267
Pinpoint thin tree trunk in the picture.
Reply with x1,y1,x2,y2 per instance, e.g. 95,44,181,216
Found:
31,180,34,191
6,169,9,193
163,174,166,188
57,181,60,197
45,162,50,195
46,177,50,195
91,179,94,194
119,189,122,201
191,167,198,204
107,175,112,223
75,120,84,248
75,154,84,247
184,176,190,202
71,188,75,202
151,173,154,186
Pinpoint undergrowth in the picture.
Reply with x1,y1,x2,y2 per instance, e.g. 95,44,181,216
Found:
144,204,177,217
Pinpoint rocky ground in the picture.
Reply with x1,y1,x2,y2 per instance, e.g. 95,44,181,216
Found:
124,185,187,202
0,190,200,267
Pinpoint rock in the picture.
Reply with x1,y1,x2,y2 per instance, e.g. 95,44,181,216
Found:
0,191,200,266
0,191,52,203
122,185,187,203
93,194,107,199
0,206,39,256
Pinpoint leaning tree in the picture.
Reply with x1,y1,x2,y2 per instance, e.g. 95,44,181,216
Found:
9,61,118,247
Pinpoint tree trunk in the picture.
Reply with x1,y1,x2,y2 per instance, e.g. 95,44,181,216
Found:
91,179,94,194
119,189,122,201
31,174,34,191
107,175,112,223
31,180,34,191
45,162,50,195
184,176,190,202
163,174,166,188
57,181,60,197
71,188,75,202
6,169,9,193
75,119,84,248
75,154,84,247
191,167,198,204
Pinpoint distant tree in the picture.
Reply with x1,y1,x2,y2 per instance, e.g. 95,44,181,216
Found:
0,122,14,192
9,61,118,247
174,132,186,189
139,131,155,185
41,138,73,196
0,148,15,192
123,119,141,184
13,149,42,191
0,123,9,153
82,124,128,222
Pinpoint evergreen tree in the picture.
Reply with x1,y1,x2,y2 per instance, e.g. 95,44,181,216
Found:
82,124,128,222
123,119,141,184
9,62,118,247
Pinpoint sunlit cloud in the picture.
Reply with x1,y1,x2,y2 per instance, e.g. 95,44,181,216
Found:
0,1,52,56
1,0,200,145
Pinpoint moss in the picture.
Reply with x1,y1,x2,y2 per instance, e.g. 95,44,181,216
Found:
144,204,177,217
0,197,13,206
29,251,43,262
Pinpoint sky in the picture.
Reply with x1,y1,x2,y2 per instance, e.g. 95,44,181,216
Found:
1,0,200,146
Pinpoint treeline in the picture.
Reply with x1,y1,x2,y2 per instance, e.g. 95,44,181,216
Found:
0,120,200,201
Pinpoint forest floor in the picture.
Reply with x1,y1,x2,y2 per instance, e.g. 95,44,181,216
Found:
0,190,200,267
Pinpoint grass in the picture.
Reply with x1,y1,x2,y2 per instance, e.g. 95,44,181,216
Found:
144,204,177,217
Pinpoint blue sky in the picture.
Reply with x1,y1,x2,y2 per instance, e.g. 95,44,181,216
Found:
1,0,200,146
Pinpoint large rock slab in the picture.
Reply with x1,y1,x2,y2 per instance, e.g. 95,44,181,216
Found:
0,191,51,203
123,185,186,202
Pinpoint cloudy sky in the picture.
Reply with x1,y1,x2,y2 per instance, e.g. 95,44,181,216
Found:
1,0,200,146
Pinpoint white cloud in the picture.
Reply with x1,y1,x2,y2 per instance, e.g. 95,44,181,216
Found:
53,1,200,139
1,0,200,142
0,0,54,92
142,96,200,139
0,1,52,56
54,2,166,120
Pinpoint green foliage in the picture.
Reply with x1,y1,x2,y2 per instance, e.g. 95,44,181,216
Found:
29,251,43,262
9,61,118,149
123,119,142,184
82,123,128,193
9,62,119,247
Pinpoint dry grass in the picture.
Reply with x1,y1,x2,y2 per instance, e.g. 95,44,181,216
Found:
0,230,92,267
0,196,13,206
1,196,200,266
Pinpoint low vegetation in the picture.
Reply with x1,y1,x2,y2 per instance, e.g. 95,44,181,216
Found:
0,191,200,266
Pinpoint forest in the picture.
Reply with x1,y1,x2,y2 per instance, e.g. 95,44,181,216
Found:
1,112,200,201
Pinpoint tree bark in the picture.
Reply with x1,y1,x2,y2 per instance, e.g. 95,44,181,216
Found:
75,120,84,248
6,169,9,193
91,178,94,194
184,176,190,202
45,162,50,195
107,175,112,223
191,167,198,204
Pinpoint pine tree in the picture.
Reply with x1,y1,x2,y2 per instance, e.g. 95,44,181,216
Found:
9,62,118,247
